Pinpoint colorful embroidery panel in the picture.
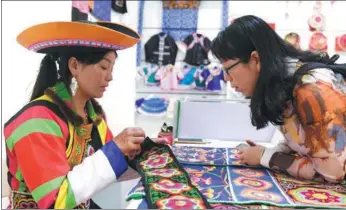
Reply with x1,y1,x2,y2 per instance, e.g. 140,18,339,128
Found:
127,145,346,209
132,138,211,209
173,146,227,165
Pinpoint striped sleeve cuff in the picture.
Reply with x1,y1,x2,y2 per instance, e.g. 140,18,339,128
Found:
260,148,276,168
101,140,128,179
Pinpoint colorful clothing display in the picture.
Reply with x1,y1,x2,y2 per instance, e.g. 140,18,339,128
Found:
179,64,197,88
4,81,128,209
137,64,160,86
201,64,225,91
90,0,112,21
155,64,184,90
183,33,212,66
195,65,207,90
144,32,178,66
127,146,346,209
260,60,346,184
136,97,169,117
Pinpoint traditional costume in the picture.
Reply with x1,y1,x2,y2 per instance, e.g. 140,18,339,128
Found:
5,21,140,209
144,32,178,66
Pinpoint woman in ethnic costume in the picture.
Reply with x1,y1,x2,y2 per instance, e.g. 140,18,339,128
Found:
4,21,167,209
211,15,346,183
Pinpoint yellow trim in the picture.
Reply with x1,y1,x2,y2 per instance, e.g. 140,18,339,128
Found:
32,95,54,103
97,119,107,145
66,122,74,157
54,179,68,209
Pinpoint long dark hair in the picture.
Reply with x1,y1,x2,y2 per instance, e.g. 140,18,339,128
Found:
30,49,115,101
211,15,337,129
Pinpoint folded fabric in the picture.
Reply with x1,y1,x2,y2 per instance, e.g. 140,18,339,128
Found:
136,97,169,117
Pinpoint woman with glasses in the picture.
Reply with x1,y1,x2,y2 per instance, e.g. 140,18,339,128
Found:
211,15,346,183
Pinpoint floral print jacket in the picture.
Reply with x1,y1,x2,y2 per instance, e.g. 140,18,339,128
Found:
261,60,346,183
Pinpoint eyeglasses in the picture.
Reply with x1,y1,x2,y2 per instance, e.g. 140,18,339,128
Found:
223,60,242,75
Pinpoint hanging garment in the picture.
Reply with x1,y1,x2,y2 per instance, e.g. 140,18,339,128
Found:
72,0,89,21
155,64,184,90
136,96,169,117
111,0,127,14
195,65,207,90
138,64,160,86
144,32,178,66
183,33,212,66
179,64,197,89
201,64,225,91
162,1,199,41
90,0,112,21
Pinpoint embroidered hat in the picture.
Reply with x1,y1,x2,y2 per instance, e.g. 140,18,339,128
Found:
16,21,140,54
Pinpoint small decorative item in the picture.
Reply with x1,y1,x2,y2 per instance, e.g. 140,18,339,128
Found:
136,96,169,117
285,32,301,50
335,34,346,52
111,0,127,14
308,1,325,32
309,32,328,52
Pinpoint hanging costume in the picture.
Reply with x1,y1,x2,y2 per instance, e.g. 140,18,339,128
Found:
182,33,212,66
200,64,225,91
137,64,160,86
7,21,140,209
179,64,197,89
155,64,184,90
144,32,178,66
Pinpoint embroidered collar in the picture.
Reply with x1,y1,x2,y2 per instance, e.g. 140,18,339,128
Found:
45,81,104,126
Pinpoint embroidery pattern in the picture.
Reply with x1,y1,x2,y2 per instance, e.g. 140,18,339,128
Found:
28,39,126,52
132,138,211,209
127,145,346,208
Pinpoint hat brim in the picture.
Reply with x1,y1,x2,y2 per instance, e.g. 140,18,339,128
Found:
16,21,141,54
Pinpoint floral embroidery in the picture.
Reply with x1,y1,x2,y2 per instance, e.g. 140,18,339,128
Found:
288,187,346,206
151,179,192,194
140,153,173,169
232,168,264,178
156,195,207,209
234,177,272,190
240,189,283,203
147,168,182,178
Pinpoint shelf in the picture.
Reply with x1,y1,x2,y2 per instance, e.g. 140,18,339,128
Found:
136,86,227,95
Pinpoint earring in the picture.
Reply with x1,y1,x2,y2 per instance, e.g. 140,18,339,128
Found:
70,77,78,96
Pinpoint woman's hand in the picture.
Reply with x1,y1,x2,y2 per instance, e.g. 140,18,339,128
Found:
113,127,146,154
113,128,170,155
238,140,265,166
